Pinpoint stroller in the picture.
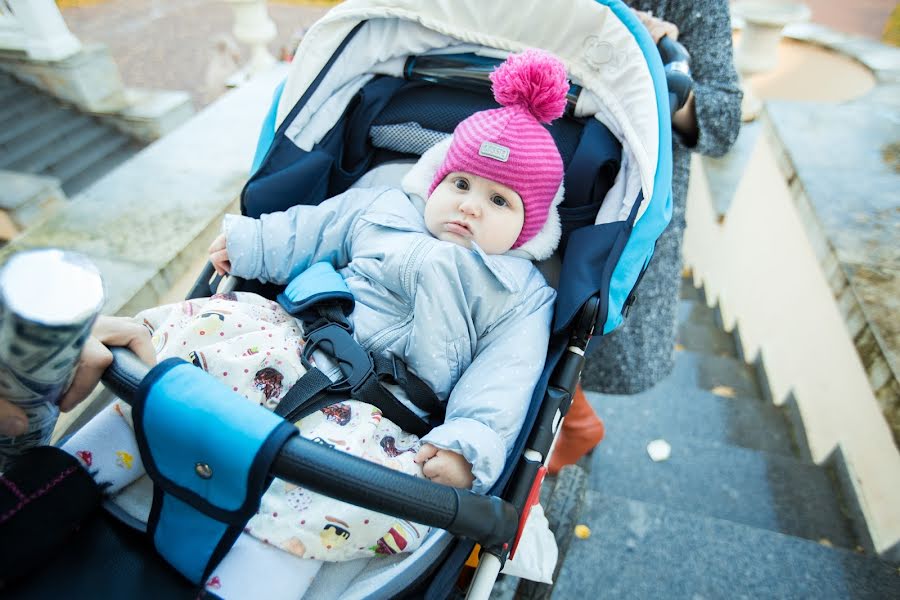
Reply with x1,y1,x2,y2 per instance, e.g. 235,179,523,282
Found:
4,0,690,597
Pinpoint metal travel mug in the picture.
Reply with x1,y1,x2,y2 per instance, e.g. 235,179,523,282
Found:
0,249,105,471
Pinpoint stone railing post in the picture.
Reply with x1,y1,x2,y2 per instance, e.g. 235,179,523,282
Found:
732,1,811,120
5,0,81,61
224,0,277,81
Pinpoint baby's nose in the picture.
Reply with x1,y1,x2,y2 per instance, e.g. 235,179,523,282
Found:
459,200,481,217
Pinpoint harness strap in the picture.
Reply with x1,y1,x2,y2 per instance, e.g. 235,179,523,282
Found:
273,354,438,438
274,262,443,437
371,354,445,421
351,373,433,437
274,368,334,422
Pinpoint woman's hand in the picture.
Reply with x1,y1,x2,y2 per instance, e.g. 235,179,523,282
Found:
414,443,475,489
0,316,156,436
208,233,231,277
631,9,679,43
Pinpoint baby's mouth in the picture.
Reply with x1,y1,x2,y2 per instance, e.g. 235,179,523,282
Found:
445,220,472,237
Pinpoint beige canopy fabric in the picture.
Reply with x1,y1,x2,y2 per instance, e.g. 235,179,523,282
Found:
275,0,662,224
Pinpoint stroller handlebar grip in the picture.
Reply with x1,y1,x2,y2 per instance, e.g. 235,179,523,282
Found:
102,347,520,547
657,36,694,116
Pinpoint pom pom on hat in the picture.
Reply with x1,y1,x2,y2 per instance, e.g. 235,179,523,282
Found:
429,49,569,250
490,49,569,124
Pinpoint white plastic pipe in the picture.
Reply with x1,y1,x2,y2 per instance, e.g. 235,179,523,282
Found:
466,552,503,600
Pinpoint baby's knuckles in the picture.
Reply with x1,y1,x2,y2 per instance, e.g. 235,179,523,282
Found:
421,448,474,488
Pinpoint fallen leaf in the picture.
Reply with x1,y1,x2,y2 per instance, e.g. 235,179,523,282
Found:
674,343,685,352
574,524,591,539
711,385,736,398
647,439,671,462
818,538,833,548
681,267,693,278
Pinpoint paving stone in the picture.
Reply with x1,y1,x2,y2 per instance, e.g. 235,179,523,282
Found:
553,492,900,600
585,387,798,458
587,432,856,548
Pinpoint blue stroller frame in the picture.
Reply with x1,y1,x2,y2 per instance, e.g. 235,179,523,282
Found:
6,1,690,598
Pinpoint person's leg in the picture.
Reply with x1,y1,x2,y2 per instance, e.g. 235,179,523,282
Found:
547,384,604,475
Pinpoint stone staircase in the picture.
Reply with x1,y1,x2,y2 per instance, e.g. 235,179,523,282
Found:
517,277,900,598
0,70,144,197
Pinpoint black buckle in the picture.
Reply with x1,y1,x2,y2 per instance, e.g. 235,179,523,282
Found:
302,323,375,393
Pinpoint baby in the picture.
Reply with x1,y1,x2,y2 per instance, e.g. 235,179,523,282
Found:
66,49,569,564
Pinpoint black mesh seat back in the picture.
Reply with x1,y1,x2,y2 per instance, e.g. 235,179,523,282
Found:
368,82,583,169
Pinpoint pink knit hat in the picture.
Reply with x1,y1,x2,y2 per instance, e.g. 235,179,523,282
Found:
428,49,569,249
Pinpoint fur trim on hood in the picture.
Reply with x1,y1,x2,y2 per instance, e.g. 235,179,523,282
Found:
401,137,563,261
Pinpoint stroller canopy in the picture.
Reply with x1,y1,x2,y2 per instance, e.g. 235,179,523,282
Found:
259,0,673,334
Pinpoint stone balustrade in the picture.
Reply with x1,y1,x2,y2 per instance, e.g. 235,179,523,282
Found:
0,0,80,61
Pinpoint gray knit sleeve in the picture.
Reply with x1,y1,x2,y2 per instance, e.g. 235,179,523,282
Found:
667,0,743,157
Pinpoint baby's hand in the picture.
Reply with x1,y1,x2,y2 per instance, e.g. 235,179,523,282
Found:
208,233,231,276
414,443,475,489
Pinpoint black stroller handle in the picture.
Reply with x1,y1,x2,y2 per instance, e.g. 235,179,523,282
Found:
657,36,693,116
404,40,694,119
102,347,520,548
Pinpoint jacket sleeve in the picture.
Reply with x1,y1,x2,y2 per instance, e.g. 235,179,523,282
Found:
669,0,743,157
223,187,394,284
421,280,556,494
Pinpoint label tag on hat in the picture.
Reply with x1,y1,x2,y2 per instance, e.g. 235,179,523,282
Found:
479,141,510,162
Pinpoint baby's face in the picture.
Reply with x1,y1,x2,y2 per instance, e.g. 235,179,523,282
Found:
425,172,524,255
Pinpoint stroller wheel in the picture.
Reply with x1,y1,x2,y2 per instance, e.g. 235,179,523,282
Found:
516,464,587,600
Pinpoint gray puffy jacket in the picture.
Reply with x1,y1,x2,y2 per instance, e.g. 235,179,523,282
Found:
224,186,556,493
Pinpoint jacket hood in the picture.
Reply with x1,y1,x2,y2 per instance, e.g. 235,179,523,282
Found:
401,137,564,262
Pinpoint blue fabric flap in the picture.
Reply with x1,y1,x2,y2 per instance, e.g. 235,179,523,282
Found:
132,358,297,583
277,261,354,319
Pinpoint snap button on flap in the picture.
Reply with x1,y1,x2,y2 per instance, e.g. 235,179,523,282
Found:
195,462,213,479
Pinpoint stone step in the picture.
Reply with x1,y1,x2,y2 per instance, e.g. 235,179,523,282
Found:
0,171,64,239
588,431,857,547
11,119,108,174
679,276,704,302
585,386,798,459
677,298,717,328
676,299,738,357
552,492,899,599
0,97,57,145
1,111,93,170
0,83,30,106
670,349,763,399
49,133,133,193
62,142,140,197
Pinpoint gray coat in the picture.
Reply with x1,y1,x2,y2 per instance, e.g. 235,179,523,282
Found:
224,186,556,492
582,0,743,393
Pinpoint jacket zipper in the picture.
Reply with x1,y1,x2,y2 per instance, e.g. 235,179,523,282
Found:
365,237,430,355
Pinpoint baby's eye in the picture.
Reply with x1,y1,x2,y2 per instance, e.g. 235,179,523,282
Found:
491,195,508,207
454,178,469,190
